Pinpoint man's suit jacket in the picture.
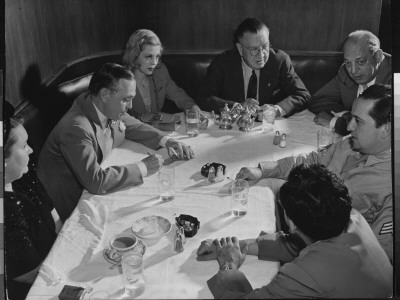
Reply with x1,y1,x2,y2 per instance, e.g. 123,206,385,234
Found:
207,210,393,299
308,53,392,134
195,48,310,116
128,63,196,118
37,92,166,221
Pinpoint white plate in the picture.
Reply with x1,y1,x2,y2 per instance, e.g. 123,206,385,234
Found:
103,239,147,265
131,216,172,240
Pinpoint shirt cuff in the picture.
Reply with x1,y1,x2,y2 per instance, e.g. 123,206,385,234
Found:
159,136,170,148
274,105,285,117
136,161,148,177
329,116,338,131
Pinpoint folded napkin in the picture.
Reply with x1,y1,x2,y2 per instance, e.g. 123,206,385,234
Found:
40,200,108,285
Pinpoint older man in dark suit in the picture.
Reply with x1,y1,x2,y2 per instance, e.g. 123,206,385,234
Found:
195,18,310,117
38,63,194,221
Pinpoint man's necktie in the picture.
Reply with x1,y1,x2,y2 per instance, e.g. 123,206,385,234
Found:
341,154,368,174
247,70,257,99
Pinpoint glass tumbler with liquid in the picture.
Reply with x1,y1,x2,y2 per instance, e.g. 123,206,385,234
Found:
262,107,276,133
158,167,175,201
185,107,200,137
231,179,249,216
121,252,145,298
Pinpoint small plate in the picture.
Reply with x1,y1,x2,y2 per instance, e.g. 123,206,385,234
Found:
103,239,147,265
132,216,172,240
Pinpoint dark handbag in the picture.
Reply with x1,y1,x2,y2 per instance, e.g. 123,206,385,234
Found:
140,112,180,131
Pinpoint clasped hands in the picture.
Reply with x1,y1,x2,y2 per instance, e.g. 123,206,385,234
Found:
242,98,280,117
196,237,248,271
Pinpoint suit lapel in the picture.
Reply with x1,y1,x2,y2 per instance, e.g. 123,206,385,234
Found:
131,87,147,114
232,53,246,100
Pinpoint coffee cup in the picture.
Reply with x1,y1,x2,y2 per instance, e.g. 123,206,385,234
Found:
108,232,138,260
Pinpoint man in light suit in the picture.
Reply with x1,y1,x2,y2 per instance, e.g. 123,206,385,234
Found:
309,30,391,135
38,63,194,221
195,18,310,117
197,165,392,298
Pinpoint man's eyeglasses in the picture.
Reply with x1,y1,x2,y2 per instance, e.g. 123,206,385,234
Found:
241,43,270,56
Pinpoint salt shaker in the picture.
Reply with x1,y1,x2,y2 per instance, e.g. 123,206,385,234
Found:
174,229,184,253
279,133,287,148
208,166,216,183
215,165,224,182
273,131,281,145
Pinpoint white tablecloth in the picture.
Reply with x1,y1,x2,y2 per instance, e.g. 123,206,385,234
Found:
27,110,321,299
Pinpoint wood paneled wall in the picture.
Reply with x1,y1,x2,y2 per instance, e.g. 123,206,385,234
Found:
5,0,140,107
5,0,382,108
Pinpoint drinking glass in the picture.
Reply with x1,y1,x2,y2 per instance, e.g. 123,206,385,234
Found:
262,107,276,133
121,252,145,298
231,179,249,217
185,108,200,137
317,128,334,152
158,167,175,201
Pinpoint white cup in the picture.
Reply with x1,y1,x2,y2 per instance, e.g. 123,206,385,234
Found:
108,232,138,260
262,107,276,133
231,179,249,217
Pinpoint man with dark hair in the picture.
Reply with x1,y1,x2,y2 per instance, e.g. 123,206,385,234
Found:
236,84,392,261
38,63,194,221
197,164,392,298
195,18,310,117
309,30,391,135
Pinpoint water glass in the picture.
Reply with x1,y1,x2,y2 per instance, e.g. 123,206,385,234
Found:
185,108,200,137
317,128,334,152
158,167,175,201
231,179,249,217
262,107,276,133
121,252,145,298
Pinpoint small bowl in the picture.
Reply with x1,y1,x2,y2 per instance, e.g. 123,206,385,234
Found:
175,214,200,237
103,239,147,265
132,216,172,240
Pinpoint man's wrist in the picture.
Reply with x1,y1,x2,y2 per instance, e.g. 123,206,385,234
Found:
219,263,238,271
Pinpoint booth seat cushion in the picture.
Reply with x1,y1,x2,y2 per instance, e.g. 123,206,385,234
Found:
16,49,343,162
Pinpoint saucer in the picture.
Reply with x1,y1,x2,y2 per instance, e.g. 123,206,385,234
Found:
131,216,172,240
103,239,147,265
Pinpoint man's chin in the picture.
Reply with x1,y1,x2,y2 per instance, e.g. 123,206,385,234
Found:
349,137,360,151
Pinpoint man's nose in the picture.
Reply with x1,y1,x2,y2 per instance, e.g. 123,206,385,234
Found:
347,117,355,131
350,63,358,74
127,100,133,109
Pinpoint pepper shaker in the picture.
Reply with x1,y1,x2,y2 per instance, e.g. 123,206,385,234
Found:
279,133,287,148
215,165,224,182
208,166,216,183
174,229,184,253
273,131,281,145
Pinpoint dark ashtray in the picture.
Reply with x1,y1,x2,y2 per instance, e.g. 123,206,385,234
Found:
201,162,226,177
175,214,200,237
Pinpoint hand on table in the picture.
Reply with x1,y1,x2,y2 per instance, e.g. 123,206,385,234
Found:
197,238,248,262
313,111,333,127
165,139,195,160
142,154,164,175
215,237,248,270
260,104,281,118
235,167,262,186
242,98,260,114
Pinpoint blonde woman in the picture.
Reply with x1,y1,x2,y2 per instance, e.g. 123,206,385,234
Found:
122,29,200,118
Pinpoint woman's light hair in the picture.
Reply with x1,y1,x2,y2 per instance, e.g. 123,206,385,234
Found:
122,29,163,70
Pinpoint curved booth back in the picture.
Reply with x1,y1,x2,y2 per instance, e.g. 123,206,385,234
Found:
16,49,343,162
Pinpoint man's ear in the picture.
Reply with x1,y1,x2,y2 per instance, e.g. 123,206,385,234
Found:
99,88,109,103
236,42,243,57
381,122,391,138
374,49,384,64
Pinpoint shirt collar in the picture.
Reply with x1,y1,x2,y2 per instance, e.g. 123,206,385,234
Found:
241,58,260,78
92,101,108,129
364,148,391,166
357,77,376,95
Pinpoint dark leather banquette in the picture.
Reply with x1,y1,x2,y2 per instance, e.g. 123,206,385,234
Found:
15,49,343,162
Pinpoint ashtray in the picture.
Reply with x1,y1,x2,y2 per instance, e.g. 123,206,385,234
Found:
201,162,226,177
175,214,200,237
132,215,172,240
103,239,147,264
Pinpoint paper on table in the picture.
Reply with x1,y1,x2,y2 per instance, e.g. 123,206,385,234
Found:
39,200,108,285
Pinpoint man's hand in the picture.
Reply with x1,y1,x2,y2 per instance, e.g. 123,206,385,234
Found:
142,154,164,175
260,104,280,118
197,239,249,262
215,237,248,270
165,139,195,160
235,167,262,186
313,111,333,127
242,98,260,114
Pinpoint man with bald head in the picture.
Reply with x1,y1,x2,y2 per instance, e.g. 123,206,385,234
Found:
309,30,391,135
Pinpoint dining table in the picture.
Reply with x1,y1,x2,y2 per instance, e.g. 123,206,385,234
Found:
26,109,323,299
